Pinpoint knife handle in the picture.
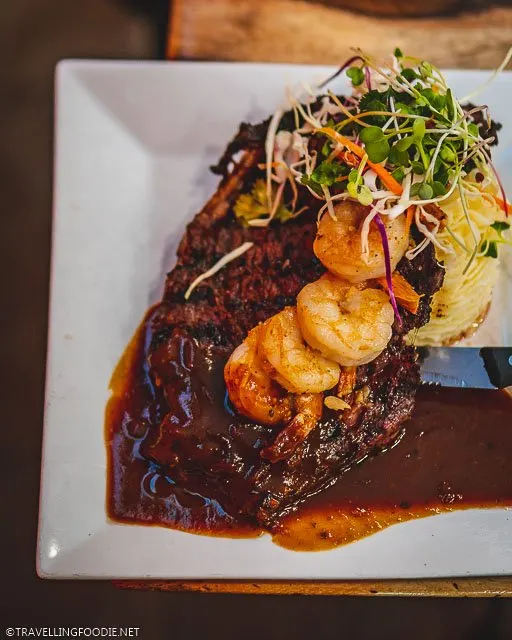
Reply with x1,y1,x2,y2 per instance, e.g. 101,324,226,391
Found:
481,347,512,389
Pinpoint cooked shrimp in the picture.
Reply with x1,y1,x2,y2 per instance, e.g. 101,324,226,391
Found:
258,306,340,393
313,201,409,283
260,393,323,463
296,273,394,366
224,324,324,460
224,324,291,425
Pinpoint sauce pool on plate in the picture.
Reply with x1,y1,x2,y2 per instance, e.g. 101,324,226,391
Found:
105,315,512,551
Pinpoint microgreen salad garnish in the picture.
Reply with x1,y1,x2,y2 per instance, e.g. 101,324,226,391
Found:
258,49,509,230
231,48,512,318
187,49,511,305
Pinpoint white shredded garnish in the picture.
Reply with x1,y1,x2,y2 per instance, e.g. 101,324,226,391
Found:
265,107,285,213
369,189,396,200
184,242,254,300
384,201,407,219
248,180,287,227
381,114,396,132
314,96,343,124
293,98,322,130
389,96,403,141
291,205,309,219
385,173,412,219
231,50,508,279
460,46,512,103
321,184,336,220
414,206,453,254
361,206,381,258
292,131,308,156
305,183,326,202
316,192,351,222
406,236,431,260
363,169,378,191
289,157,307,172
326,90,357,121
301,81,317,99
273,131,297,183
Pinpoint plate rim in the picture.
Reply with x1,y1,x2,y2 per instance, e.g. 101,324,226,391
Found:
38,59,512,579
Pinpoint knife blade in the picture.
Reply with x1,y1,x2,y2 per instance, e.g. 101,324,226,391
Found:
419,347,512,390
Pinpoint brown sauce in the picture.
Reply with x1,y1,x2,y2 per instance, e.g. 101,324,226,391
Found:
274,385,512,550
105,309,259,538
105,313,512,551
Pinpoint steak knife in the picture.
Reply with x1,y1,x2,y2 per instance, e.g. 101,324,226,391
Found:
419,347,512,389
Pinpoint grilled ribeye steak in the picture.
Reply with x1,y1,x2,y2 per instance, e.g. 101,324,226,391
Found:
137,125,444,528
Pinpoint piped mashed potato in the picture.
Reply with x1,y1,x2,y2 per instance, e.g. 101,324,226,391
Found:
414,171,507,345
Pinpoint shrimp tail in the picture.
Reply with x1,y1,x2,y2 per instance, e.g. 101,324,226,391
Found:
260,394,322,463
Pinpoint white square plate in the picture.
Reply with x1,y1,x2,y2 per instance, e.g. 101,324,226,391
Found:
38,60,512,579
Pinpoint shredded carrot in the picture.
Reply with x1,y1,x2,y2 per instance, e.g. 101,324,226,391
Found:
405,205,415,236
338,150,360,168
317,127,404,196
257,161,287,170
364,161,403,196
377,272,422,315
366,161,403,196
289,173,298,210
494,196,510,216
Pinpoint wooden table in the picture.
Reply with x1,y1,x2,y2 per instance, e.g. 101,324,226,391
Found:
115,577,512,596
116,0,512,597
168,0,512,68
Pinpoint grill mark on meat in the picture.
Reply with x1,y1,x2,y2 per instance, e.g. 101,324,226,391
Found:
136,125,445,528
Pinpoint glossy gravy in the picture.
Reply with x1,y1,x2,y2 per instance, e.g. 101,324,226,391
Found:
106,314,512,551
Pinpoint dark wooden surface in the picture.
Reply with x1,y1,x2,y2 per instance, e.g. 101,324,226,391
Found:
3,0,512,635
168,0,512,68
114,578,512,597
